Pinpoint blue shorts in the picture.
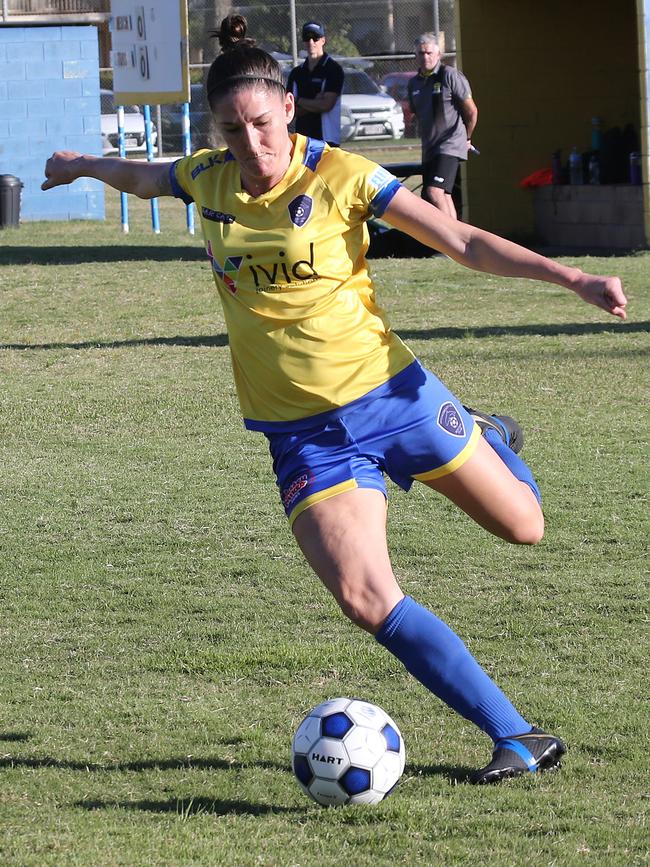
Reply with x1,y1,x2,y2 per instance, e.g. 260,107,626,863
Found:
266,360,480,525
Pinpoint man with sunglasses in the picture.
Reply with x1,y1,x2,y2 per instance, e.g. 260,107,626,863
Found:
287,22,344,146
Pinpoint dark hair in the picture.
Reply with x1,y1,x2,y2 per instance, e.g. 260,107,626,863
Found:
206,16,285,107
213,14,252,52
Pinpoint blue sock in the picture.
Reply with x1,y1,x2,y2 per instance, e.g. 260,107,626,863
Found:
483,426,542,504
376,596,532,742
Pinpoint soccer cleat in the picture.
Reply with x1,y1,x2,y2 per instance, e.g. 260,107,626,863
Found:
464,407,524,455
470,727,567,785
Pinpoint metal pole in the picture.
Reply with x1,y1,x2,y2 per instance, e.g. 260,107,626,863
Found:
182,102,195,235
156,104,163,158
116,105,129,234
432,0,440,36
1,0,8,23
387,0,396,53
143,104,160,234
289,0,298,66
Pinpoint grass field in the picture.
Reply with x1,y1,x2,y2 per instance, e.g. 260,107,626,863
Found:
1,192,649,866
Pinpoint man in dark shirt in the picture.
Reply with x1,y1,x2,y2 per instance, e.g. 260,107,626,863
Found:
287,21,345,146
408,33,478,219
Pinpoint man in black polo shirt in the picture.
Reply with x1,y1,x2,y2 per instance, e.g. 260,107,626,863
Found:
287,21,344,146
408,33,478,219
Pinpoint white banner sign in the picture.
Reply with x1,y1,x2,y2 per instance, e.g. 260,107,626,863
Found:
110,0,190,104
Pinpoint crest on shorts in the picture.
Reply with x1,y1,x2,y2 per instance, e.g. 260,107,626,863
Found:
437,401,465,437
288,194,312,227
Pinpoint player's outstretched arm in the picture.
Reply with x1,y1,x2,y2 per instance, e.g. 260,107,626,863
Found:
383,186,628,320
42,151,173,200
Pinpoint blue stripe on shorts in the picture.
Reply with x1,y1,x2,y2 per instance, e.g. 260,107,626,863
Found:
266,360,479,523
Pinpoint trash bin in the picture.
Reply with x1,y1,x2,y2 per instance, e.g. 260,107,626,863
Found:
0,174,23,228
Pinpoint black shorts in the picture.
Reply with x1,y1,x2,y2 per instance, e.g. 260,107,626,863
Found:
422,154,460,194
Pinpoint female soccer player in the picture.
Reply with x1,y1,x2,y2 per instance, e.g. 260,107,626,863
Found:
42,25,627,784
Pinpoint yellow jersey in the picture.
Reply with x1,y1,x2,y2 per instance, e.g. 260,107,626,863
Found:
171,134,415,431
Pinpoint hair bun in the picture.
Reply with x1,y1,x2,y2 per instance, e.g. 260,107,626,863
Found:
212,14,256,51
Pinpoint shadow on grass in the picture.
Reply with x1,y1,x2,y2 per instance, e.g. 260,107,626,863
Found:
2,750,475,788
0,334,229,351
0,747,306,816
2,321,648,354
398,320,650,341
1,246,204,266
0,732,31,742
76,796,302,816
0,754,286,773
5,242,648,265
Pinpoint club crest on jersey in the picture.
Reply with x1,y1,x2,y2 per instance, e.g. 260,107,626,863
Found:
206,240,242,293
437,402,465,437
288,194,312,227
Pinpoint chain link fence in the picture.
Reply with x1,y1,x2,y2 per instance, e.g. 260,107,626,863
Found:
185,0,455,61
2,0,456,152
177,0,456,152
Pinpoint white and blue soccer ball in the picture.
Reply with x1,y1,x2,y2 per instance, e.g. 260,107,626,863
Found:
291,697,406,806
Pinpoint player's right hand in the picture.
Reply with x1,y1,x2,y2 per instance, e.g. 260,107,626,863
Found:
571,272,628,320
41,151,84,190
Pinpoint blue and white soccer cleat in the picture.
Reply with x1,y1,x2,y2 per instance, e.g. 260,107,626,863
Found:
463,407,524,455
471,727,567,785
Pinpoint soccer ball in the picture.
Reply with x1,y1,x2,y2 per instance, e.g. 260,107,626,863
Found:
291,697,406,806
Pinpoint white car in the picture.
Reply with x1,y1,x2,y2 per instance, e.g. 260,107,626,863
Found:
100,89,157,155
340,70,405,142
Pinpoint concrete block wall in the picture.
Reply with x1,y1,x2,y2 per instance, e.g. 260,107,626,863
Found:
534,185,646,250
0,25,104,221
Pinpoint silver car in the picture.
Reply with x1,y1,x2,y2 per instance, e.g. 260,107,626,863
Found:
100,89,157,155
340,70,405,142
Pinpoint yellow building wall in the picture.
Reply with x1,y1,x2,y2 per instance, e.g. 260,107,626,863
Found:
637,0,650,242
456,0,641,239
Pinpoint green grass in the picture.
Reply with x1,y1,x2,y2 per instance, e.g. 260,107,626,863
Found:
1,194,649,865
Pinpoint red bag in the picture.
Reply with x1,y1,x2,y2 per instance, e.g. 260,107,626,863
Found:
519,168,553,188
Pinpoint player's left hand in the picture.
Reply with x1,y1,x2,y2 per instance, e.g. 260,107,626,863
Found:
571,273,628,320
41,150,83,191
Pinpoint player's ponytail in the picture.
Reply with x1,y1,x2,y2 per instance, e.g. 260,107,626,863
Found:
206,16,285,107
212,14,255,52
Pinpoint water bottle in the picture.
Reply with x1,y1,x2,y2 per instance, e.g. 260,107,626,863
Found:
591,117,603,153
588,153,600,185
569,147,583,185
629,152,642,185
551,150,562,184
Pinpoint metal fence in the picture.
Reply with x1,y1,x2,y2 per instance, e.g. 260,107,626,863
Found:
184,0,455,71
178,0,456,150
1,0,457,151
1,0,455,57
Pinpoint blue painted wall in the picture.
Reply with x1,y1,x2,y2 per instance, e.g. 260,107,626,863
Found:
0,25,104,221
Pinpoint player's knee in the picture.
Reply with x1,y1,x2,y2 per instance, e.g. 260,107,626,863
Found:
506,503,545,545
334,580,392,633
336,591,377,632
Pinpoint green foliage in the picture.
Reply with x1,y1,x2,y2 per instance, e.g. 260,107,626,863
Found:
0,186,648,865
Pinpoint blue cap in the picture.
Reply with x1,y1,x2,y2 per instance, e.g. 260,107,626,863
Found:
302,21,325,40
